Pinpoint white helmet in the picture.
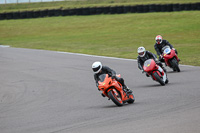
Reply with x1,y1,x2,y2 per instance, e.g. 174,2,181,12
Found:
155,35,163,44
137,46,146,57
92,61,102,74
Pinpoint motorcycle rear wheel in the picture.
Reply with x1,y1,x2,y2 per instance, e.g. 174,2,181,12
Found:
108,90,123,106
171,58,180,72
153,72,165,86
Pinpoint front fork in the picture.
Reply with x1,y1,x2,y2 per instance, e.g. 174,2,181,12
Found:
112,89,120,98
111,88,130,102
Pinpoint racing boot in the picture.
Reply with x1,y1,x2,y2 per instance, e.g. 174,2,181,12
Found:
123,85,132,94
165,78,169,84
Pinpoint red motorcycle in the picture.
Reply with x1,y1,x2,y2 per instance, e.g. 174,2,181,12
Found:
98,74,135,106
143,59,168,86
162,46,180,72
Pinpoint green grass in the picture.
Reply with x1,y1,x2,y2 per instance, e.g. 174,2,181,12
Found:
0,11,200,66
0,0,200,13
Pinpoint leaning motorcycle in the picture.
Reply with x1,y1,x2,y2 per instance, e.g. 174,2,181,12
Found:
162,46,180,72
98,74,135,106
143,59,168,86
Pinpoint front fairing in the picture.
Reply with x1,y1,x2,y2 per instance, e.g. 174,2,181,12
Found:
163,46,171,54
143,59,156,73
98,74,107,82
98,74,123,97
163,48,175,60
98,74,131,103
98,74,112,90
110,79,122,90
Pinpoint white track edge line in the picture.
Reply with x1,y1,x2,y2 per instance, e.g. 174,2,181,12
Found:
1,46,197,68
57,51,137,62
56,51,196,67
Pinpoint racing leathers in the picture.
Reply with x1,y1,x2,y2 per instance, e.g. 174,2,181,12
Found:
93,66,131,93
137,51,165,74
154,39,177,62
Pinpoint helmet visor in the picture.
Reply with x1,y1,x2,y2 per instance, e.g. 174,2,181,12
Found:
138,52,144,56
92,65,101,73
156,39,162,44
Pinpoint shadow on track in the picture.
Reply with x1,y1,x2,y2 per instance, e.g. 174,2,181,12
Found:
102,103,136,108
135,84,165,88
135,82,180,89
88,102,137,109
166,69,192,73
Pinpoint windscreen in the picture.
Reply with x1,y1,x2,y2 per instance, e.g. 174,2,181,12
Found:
144,59,152,67
163,47,171,54
162,46,170,52
98,74,107,82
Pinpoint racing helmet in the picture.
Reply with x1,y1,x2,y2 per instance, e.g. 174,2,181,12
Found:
92,61,102,74
155,35,163,44
137,47,146,57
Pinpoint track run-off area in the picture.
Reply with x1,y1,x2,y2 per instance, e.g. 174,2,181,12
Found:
0,47,200,133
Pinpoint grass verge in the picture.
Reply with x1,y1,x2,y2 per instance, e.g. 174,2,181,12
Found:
0,11,200,66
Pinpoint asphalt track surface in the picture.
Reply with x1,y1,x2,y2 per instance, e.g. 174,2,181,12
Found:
0,47,200,133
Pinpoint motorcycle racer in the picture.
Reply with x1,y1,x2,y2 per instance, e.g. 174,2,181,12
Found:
92,61,132,94
137,46,166,76
154,35,180,62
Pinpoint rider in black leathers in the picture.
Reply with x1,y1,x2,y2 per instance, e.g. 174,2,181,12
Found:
154,35,179,62
137,47,166,75
92,61,132,95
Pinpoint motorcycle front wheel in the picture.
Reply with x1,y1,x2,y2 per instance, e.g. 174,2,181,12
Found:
153,72,165,86
108,90,123,106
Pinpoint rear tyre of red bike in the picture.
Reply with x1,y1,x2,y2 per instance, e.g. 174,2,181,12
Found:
171,58,180,72
108,90,123,106
153,72,165,86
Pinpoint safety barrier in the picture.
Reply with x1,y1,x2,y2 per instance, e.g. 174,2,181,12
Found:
0,3,200,20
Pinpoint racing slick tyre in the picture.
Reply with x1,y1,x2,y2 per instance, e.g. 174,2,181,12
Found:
153,72,165,86
171,58,180,72
108,90,123,106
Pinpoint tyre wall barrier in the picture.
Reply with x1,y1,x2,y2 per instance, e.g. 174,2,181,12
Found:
0,3,200,20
